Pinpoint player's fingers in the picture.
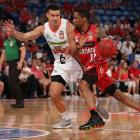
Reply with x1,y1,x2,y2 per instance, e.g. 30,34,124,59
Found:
3,21,13,26
3,21,10,25
80,35,86,41
3,22,7,26
3,23,9,28
82,36,87,43
80,36,88,43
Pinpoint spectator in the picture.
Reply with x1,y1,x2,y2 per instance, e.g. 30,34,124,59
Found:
106,63,118,85
114,19,124,37
128,60,140,94
26,14,39,31
39,60,51,97
104,20,112,32
121,35,135,61
133,39,140,54
118,61,136,95
19,61,32,82
122,19,131,31
134,19,140,39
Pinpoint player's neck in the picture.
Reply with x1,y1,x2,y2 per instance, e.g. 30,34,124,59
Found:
49,20,61,32
51,25,59,31
81,23,90,34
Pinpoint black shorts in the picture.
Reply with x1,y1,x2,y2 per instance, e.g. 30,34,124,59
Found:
51,75,66,86
81,68,98,86
104,84,118,96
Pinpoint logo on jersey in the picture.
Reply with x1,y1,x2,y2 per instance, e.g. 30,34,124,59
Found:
59,30,64,39
88,32,93,40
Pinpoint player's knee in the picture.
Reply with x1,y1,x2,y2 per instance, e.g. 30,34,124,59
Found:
50,91,59,102
49,87,58,101
113,89,123,100
113,89,130,103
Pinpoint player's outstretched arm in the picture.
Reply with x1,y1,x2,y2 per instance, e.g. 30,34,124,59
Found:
3,21,44,42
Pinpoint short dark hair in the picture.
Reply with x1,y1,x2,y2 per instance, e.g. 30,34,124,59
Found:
73,7,90,19
46,4,60,12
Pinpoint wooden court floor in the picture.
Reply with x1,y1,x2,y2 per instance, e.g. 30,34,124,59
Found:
0,96,140,140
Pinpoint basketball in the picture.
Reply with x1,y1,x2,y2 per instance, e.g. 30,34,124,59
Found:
98,39,117,58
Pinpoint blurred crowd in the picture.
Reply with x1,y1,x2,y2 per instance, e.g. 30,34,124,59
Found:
0,0,139,99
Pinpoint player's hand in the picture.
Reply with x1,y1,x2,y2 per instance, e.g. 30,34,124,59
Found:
17,61,23,70
3,20,15,33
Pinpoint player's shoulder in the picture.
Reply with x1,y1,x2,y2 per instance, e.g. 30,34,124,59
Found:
66,20,74,31
61,18,69,26
61,18,68,22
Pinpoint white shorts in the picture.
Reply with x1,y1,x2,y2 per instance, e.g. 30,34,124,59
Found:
51,58,83,84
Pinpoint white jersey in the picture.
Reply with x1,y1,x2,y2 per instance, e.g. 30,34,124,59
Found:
44,18,83,84
44,18,73,63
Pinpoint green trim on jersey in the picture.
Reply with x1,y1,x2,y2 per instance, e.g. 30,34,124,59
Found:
48,40,67,46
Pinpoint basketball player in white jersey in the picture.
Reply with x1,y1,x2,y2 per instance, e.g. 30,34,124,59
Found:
4,4,83,128
4,4,109,129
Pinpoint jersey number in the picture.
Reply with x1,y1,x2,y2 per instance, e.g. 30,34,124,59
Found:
90,48,96,62
60,54,65,64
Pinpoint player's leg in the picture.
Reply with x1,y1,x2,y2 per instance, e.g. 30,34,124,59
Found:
113,88,140,111
79,80,97,109
50,75,72,129
78,68,105,130
102,76,140,112
0,81,4,96
94,73,140,122
91,84,109,120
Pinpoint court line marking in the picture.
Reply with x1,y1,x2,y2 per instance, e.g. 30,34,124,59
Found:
95,128,140,133
0,126,50,140
110,111,140,115
0,123,140,133
25,124,140,133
